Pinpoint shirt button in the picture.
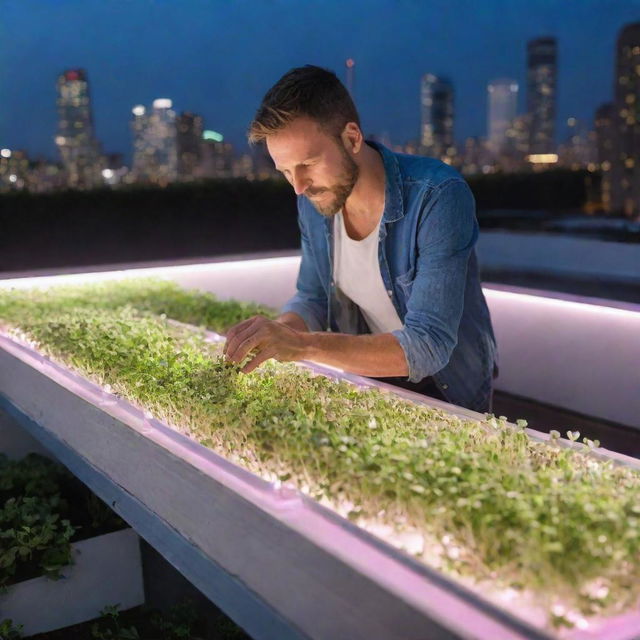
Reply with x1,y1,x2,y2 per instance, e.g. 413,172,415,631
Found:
442,384,448,389
387,289,393,296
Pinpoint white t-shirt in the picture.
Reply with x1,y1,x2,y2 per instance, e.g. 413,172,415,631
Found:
333,211,403,334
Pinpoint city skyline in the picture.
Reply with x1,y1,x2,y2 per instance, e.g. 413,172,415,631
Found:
1,0,639,163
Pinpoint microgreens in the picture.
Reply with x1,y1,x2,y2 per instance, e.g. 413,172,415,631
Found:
1,280,639,629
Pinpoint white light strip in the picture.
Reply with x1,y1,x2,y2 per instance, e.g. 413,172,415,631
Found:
0,256,301,290
3,258,637,321
486,288,640,321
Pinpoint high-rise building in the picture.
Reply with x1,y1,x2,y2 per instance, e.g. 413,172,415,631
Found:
420,74,455,161
176,112,204,180
558,117,597,170
460,137,491,176
610,22,640,218
232,153,254,180
130,99,178,185
55,68,104,189
198,130,234,179
527,37,557,155
251,141,278,180
26,158,67,193
487,79,518,155
500,113,532,172
595,103,615,211
0,148,29,191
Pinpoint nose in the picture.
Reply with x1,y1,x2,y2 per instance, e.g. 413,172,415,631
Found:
291,167,310,196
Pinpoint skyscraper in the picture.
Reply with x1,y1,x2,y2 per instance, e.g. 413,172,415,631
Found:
0,148,29,191
610,22,640,218
199,131,234,180
595,103,615,211
55,68,104,189
176,112,204,180
130,99,178,185
487,79,518,154
420,74,455,161
557,117,596,170
527,37,557,155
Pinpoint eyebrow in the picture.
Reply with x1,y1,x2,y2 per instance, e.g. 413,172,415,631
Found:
275,156,318,172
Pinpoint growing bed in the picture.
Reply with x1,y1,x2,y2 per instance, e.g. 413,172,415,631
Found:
0,277,638,640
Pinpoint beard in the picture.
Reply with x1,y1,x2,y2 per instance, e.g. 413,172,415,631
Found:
306,142,359,217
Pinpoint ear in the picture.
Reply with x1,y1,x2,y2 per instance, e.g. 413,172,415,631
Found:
341,122,363,154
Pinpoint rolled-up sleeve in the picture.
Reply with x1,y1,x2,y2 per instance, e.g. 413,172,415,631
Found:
280,207,328,332
391,179,478,382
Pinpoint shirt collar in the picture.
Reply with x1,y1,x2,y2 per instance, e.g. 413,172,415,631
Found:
366,139,404,223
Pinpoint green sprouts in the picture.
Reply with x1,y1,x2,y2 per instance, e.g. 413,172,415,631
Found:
0,279,639,628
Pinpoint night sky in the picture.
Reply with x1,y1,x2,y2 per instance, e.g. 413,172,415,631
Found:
1,0,639,164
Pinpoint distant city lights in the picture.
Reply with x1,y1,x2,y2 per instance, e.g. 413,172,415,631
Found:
0,20,637,216
203,130,224,142
153,98,173,109
527,153,559,164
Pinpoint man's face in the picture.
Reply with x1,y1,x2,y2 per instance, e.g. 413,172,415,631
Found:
266,117,359,217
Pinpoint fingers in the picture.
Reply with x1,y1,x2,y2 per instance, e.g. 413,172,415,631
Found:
223,316,299,373
241,348,276,374
223,316,263,358
226,329,263,364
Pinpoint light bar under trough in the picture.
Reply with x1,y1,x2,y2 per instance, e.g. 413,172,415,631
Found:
0,320,639,640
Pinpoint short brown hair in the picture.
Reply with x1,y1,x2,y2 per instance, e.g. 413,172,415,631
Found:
248,65,360,144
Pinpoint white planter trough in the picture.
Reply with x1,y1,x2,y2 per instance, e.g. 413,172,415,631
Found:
0,527,144,637
0,314,639,639
0,257,639,639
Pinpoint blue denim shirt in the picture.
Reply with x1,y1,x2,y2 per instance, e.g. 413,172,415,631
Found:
281,141,498,413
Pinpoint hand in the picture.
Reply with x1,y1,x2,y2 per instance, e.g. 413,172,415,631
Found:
222,315,309,373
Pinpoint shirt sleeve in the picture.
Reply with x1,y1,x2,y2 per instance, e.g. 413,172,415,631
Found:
391,178,478,382
280,202,328,332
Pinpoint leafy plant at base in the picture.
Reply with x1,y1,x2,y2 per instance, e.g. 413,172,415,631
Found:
0,454,126,588
0,618,23,639
150,599,201,639
0,454,77,587
91,605,139,640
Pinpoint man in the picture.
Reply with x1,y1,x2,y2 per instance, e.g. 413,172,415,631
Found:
223,65,498,413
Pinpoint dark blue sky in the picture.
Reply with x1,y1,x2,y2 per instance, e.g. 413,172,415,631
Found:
1,0,639,163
